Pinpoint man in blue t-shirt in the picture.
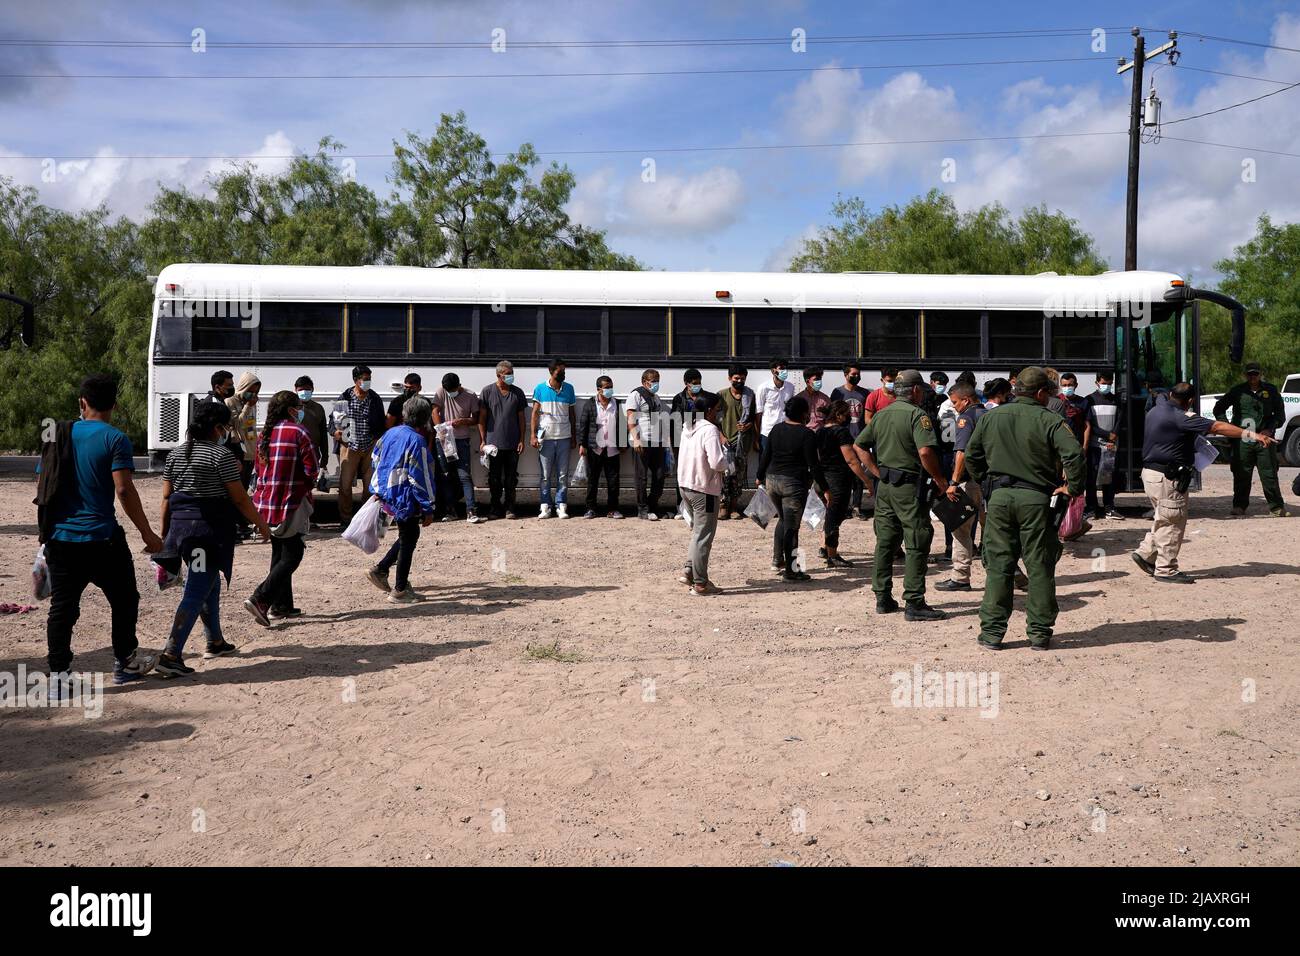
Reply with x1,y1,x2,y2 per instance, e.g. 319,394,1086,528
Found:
43,374,163,684
529,357,577,519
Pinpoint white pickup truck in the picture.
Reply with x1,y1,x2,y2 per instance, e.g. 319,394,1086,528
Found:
1199,372,1300,466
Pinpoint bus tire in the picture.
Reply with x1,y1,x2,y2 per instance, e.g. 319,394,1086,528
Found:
1283,426,1300,468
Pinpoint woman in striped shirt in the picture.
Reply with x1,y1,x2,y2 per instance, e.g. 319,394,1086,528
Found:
245,391,319,627
156,402,270,678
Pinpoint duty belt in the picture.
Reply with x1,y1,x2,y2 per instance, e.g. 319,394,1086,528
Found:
878,465,919,487
982,473,1056,499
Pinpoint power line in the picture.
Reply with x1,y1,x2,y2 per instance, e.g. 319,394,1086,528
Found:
0,27,1136,50
1167,29,1300,55
1177,65,1297,85
1164,78,1300,125
0,55,1110,82
1161,135,1300,158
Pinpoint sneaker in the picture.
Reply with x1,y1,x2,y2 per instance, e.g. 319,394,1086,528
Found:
112,649,156,685
1105,509,1123,520
934,578,971,591
771,562,783,573
904,601,946,621
646,511,660,522
242,597,271,628
467,513,485,524
268,606,302,619
691,581,723,596
1270,508,1292,518
1230,506,1246,516
826,554,855,568
1154,571,1196,584
538,504,553,520
817,547,828,558
677,570,695,586
155,652,195,679
718,509,732,521
779,569,812,582
875,595,900,614
505,510,518,520
441,514,457,523
608,511,624,519
1091,509,1106,521
584,509,598,519
556,504,569,519
388,587,420,603
1130,552,1156,576
366,567,391,592
203,640,238,659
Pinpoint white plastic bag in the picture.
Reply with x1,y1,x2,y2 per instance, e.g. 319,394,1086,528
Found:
32,545,51,601
744,485,778,530
479,443,499,468
341,495,386,554
677,497,694,527
802,491,827,530
572,454,588,484
435,423,458,460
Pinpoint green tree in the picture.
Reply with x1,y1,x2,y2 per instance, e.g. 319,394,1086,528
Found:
1199,214,1300,394
789,189,1107,276
389,111,638,270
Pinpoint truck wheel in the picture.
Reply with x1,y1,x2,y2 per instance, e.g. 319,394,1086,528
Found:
1284,427,1300,468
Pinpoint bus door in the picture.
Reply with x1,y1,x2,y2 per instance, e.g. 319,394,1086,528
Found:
1118,302,1200,491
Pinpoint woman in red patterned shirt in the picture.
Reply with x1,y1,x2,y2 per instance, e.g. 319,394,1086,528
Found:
244,390,319,626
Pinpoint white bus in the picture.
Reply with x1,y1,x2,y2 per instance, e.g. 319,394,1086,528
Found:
147,263,1245,494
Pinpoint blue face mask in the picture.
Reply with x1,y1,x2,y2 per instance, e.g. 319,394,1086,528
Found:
884,381,895,393
358,380,371,392
934,384,946,395
649,382,660,394
1063,386,1076,397
809,380,822,392
296,408,305,423
601,387,614,399
776,369,789,382
1098,383,1112,395
446,389,459,398
503,374,514,385
689,384,702,395
297,390,313,402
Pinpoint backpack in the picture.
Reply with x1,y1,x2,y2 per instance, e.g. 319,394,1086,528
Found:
33,420,76,544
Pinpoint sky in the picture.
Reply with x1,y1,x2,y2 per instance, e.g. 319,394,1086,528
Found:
3,0,1299,281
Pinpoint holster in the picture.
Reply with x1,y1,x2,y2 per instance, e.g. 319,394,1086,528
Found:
1163,462,1194,494
1048,493,1071,530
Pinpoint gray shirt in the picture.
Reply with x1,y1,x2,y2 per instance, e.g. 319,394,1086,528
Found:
478,383,528,448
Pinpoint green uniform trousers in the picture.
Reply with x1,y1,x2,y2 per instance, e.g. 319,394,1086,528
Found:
1230,440,1284,512
978,487,1062,646
872,481,932,603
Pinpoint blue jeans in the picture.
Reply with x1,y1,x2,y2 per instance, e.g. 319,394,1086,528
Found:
452,437,477,515
163,565,224,657
538,438,570,507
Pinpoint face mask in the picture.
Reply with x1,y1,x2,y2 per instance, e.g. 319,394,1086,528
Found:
1062,386,1075,397
296,408,305,423
731,380,745,391
847,375,861,385
884,381,895,393
222,386,235,398
554,371,566,384
689,384,702,395
1098,384,1112,395
503,374,514,385
297,390,313,401
358,381,371,392
809,380,822,392
243,391,255,401
601,387,614,399
649,382,660,394
934,384,946,395
776,369,789,382
446,389,459,398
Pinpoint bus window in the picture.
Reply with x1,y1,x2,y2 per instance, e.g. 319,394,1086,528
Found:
924,310,981,360
154,309,189,354
862,310,917,358
544,306,602,356
1051,314,1108,361
735,308,792,359
413,304,472,354
609,307,666,357
191,305,252,352
799,309,856,360
988,311,1044,360
348,303,407,353
481,305,538,357
258,303,342,352
671,308,729,358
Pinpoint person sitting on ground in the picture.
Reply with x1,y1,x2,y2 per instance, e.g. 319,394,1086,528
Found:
366,396,437,603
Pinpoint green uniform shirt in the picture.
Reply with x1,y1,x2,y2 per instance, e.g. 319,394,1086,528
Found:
964,397,1085,496
854,396,936,472
1213,382,1285,432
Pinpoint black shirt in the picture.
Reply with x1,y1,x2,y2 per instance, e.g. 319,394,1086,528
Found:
817,423,854,474
756,421,827,490
1142,400,1213,470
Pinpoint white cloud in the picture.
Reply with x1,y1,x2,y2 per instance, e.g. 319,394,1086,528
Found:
761,222,819,271
570,164,747,237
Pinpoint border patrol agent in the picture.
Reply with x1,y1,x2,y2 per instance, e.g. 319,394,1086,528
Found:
935,381,987,591
1134,382,1273,582
853,369,950,621
1212,362,1291,517
964,367,1084,650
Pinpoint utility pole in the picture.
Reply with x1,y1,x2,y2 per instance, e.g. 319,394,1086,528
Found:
1117,28,1178,271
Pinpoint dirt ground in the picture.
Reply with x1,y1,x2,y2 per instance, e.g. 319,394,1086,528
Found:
1,464,1296,867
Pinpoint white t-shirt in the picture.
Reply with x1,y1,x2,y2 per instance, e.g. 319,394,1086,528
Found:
755,380,796,436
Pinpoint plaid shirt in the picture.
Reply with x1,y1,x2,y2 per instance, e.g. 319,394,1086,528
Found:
252,421,319,525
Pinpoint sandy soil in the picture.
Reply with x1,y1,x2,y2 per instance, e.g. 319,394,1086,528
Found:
1,465,1296,867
